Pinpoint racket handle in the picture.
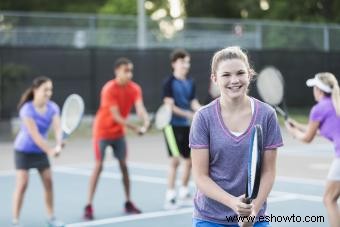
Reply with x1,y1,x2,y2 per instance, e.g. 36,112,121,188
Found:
138,126,147,135
54,145,62,157
275,106,288,120
244,198,252,204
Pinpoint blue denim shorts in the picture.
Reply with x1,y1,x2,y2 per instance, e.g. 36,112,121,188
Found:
193,218,271,227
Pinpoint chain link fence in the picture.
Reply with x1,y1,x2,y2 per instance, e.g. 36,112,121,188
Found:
1,11,340,51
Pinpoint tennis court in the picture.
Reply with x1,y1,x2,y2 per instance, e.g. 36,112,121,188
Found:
0,130,333,227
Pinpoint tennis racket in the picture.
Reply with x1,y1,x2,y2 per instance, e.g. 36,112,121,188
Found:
245,124,263,204
137,104,172,135
144,104,172,132
256,66,289,119
61,94,85,139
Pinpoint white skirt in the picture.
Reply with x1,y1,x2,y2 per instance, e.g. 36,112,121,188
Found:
327,158,340,181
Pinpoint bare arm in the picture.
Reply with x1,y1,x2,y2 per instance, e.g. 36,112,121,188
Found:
22,117,56,156
287,118,308,132
110,106,139,132
285,119,319,143
52,115,64,154
191,148,252,217
52,115,63,144
190,99,201,112
252,149,277,216
164,97,194,120
135,99,150,130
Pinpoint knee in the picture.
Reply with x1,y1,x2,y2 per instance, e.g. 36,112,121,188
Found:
17,180,28,193
323,193,336,207
170,158,180,169
44,177,53,191
95,161,103,172
184,159,192,168
119,161,128,171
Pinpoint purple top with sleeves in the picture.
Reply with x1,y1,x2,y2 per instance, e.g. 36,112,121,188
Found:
310,97,340,157
189,97,283,225
14,101,60,154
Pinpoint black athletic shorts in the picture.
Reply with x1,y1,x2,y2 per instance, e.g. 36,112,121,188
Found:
163,125,190,159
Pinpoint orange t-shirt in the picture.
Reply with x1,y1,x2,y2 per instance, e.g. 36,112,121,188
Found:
93,79,142,139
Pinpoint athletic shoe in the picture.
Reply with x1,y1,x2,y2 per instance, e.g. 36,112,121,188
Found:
178,186,193,207
84,204,94,220
47,217,65,227
164,189,178,210
125,201,142,214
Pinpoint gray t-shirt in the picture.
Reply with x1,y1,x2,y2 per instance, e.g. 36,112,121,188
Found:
189,97,283,225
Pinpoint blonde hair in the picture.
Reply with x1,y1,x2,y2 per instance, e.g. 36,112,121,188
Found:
211,46,255,77
316,72,340,116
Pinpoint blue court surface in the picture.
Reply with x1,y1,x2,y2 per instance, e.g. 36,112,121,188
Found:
0,161,330,227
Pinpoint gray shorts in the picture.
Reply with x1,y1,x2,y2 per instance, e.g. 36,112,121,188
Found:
94,137,127,161
15,151,50,170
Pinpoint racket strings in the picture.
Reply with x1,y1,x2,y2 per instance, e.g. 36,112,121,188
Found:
61,95,84,135
257,67,284,106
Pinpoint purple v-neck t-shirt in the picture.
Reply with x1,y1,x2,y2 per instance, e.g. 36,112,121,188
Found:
189,97,283,225
310,97,340,157
14,101,60,154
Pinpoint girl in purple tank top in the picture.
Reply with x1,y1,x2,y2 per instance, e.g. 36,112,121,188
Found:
13,77,64,227
285,72,340,227
189,46,283,227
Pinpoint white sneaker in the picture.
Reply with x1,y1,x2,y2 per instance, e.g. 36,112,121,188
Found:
178,186,193,207
47,217,65,227
163,197,178,210
163,189,178,210
12,219,21,227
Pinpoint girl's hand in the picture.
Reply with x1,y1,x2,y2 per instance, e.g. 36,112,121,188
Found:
55,144,63,156
284,118,296,135
231,195,253,217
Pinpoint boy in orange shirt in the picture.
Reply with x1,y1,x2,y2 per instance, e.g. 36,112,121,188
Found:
84,58,150,219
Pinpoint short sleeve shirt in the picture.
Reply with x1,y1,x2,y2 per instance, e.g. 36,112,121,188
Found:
162,75,196,126
189,97,283,225
93,79,142,139
14,101,60,153
310,97,340,157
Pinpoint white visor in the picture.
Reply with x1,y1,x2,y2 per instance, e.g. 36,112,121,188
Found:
306,76,332,93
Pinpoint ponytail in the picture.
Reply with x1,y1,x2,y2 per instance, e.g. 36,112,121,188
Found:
318,73,340,116
17,76,51,110
329,76,340,116
17,88,34,110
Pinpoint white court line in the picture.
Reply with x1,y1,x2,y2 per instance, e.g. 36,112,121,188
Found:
1,162,326,188
0,169,40,176
67,161,172,172
309,163,330,170
54,166,168,184
89,162,327,186
54,167,324,203
275,191,323,202
64,194,317,227
268,194,298,203
0,170,15,176
276,176,324,186
54,163,326,186
66,207,193,227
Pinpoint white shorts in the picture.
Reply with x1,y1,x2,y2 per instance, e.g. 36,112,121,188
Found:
327,158,340,181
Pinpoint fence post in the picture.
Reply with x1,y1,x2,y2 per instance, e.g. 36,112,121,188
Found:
323,26,330,52
0,48,3,118
255,23,262,49
137,0,147,49
88,15,97,47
